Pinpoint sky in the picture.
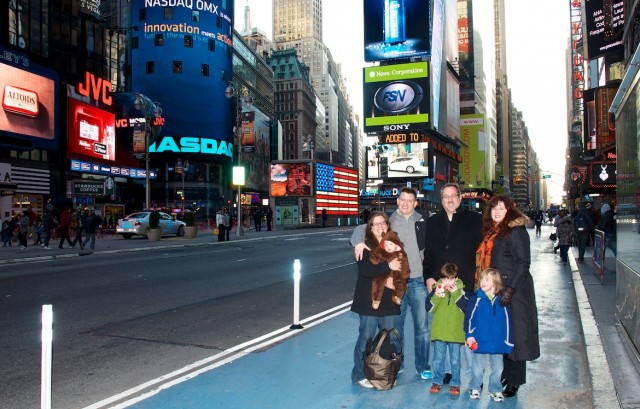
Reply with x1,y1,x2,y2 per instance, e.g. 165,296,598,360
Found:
234,0,569,203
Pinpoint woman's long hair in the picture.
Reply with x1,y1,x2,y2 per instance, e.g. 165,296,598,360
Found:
364,211,389,249
481,195,527,237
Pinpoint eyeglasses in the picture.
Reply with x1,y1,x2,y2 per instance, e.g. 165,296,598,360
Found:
372,221,387,228
441,194,460,200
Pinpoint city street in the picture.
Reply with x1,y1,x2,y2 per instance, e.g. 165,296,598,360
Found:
0,228,357,409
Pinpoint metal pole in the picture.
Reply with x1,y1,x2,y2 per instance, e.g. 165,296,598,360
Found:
41,305,53,409
145,129,150,209
236,94,244,237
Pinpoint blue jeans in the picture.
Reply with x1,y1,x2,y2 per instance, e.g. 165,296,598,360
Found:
351,314,396,383
605,234,617,257
82,233,96,250
432,341,461,387
470,353,503,394
396,277,431,374
560,244,570,262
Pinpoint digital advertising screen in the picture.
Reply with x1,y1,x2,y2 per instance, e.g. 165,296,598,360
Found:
370,142,430,179
589,161,616,188
270,162,313,197
363,61,430,133
363,0,431,62
316,163,359,215
0,46,58,150
584,0,624,60
68,98,116,161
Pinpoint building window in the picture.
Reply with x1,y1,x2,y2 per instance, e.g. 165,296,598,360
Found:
164,7,173,19
184,35,193,47
172,61,182,74
192,11,200,22
201,64,209,77
146,61,155,74
155,34,163,46
208,39,215,51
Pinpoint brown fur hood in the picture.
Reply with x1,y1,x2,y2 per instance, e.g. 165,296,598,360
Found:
508,216,530,229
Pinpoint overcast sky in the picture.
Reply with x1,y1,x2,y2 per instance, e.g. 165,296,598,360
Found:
235,0,569,202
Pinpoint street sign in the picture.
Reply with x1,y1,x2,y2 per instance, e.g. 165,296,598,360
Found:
543,174,551,179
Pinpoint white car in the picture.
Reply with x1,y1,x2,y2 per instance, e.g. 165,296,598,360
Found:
116,211,186,239
388,157,424,174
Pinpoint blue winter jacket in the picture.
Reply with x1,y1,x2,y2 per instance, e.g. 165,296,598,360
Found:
464,289,514,355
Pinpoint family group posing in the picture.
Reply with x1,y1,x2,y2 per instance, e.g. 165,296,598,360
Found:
350,184,540,402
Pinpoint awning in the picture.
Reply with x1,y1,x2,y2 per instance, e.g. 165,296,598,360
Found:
0,182,18,196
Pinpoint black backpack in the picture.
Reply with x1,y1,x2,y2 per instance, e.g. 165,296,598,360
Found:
574,213,589,232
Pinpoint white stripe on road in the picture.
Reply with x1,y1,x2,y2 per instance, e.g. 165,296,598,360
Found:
83,302,353,409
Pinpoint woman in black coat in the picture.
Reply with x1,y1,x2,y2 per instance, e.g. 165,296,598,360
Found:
476,195,540,397
350,211,402,388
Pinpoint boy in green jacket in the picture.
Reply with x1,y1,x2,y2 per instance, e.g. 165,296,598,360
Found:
425,262,468,396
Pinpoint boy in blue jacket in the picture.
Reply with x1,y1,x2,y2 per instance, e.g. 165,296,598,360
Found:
465,268,513,402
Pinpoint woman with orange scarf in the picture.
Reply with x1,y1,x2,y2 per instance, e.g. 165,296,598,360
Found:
476,195,540,398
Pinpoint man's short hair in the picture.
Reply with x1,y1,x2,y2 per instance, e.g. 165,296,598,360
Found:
440,183,461,197
399,187,417,199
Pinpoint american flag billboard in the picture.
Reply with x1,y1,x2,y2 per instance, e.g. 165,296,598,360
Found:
316,163,359,215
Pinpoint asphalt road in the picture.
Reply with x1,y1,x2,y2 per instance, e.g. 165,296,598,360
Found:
0,230,357,409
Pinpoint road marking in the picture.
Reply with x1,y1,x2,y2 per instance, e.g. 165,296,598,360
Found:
83,302,353,409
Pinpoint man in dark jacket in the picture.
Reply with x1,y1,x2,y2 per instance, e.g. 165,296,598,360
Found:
423,182,483,384
82,209,102,251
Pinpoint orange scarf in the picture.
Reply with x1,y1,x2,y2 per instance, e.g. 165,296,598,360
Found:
475,231,498,287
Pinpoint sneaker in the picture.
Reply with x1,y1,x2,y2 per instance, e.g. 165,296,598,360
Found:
43,246,52,250
420,370,433,380
20,246,26,250
429,383,442,393
358,379,374,389
449,386,460,396
491,392,504,402
469,389,480,399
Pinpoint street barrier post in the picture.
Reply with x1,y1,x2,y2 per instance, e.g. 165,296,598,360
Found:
41,305,53,409
290,259,304,329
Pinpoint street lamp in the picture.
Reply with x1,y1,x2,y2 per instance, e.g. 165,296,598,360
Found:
225,81,253,237
175,159,189,212
133,93,162,210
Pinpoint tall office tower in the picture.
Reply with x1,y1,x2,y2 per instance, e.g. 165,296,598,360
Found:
494,0,511,194
273,0,356,166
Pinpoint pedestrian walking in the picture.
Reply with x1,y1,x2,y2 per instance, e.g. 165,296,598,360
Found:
552,209,567,253
465,268,514,402
426,262,467,396
533,210,544,237
254,208,262,231
476,195,540,397
424,182,483,383
70,208,86,250
223,209,231,240
351,187,430,380
215,209,226,242
18,210,29,250
2,219,13,247
266,207,273,231
322,208,328,228
82,209,102,250
57,207,74,249
350,212,401,389
42,204,56,250
556,216,574,264
34,216,43,245
597,203,616,257
573,205,593,263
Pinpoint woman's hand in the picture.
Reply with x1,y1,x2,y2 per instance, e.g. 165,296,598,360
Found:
384,276,395,290
354,242,370,261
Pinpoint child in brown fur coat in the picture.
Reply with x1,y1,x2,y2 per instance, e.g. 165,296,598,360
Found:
369,230,411,309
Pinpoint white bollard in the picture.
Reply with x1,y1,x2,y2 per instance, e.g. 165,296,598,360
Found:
41,305,53,409
290,259,304,329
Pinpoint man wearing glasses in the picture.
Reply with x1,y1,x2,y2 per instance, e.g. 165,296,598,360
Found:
423,182,483,384
351,187,431,380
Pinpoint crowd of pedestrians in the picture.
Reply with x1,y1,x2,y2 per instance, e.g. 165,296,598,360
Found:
349,185,540,402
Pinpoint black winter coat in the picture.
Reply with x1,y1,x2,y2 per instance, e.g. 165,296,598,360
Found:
351,249,401,317
423,208,483,293
490,221,540,362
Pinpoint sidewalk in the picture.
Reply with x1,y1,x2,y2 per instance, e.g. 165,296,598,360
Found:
75,224,639,409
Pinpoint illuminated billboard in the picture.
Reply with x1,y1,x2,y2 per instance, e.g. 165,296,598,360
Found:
242,108,272,192
584,0,624,60
363,0,431,62
270,162,313,197
368,142,430,179
68,98,116,161
363,61,430,133
316,163,359,215
589,161,616,189
459,114,487,187
131,0,233,159
0,46,58,150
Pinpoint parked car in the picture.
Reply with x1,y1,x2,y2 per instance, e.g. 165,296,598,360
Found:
116,211,185,239
388,156,425,174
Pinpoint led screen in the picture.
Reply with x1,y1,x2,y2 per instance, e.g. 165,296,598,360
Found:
68,99,116,161
270,162,313,197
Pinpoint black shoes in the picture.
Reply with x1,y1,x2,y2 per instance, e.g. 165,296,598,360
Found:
502,384,519,397
443,373,452,384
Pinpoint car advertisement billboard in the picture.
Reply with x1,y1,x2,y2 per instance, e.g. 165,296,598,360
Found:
270,162,313,197
363,61,430,133
368,142,430,179
0,46,58,150
68,98,116,161
584,0,624,60
131,0,233,161
316,163,359,215
363,0,431,62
